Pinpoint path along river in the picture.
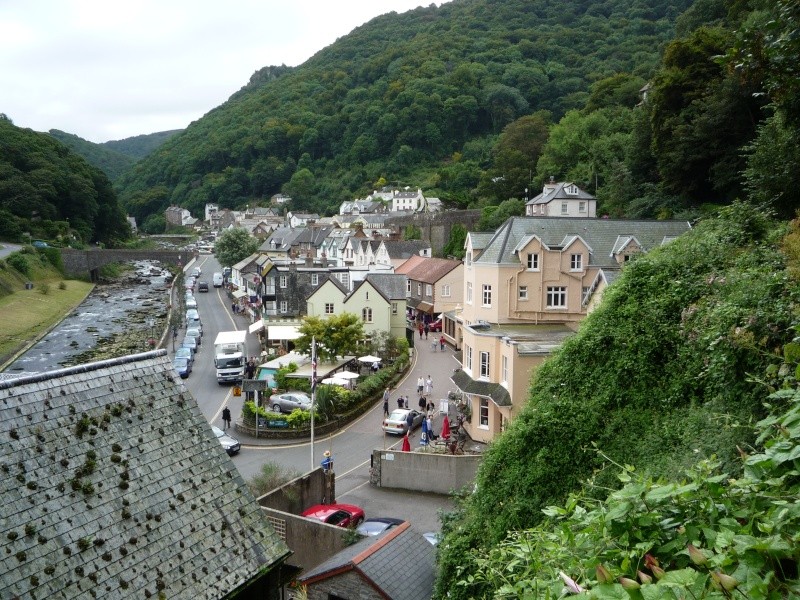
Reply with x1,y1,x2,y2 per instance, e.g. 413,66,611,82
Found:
3,261,172,377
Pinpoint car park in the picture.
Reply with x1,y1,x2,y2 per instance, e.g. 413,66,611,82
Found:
173,356,192,378
302,503,365,528
356,517,405,537
269,392,312,413
382,408,425,435
211,425,240,456
198,281,209,292
175,346,194,367
181,336,198,353
186,327,202,346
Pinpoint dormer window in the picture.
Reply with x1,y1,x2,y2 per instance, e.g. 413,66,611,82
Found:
526,253,539,270
570,254,583,271
565,184,579,195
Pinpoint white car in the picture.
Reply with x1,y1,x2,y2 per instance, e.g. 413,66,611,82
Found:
269,392,312,413
186,297,198,309
382,408,424,435
212,426,240,455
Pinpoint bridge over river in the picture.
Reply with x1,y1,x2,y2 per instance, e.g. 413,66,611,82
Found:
61,248,191,280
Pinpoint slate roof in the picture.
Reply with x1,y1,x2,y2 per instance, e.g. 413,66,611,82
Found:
525,181,595,206
474,217,692,267
363,273,408,301
394,256,462,283
294,226,334,248
451,369,511,407
0,351,290,599
381,240,431,259
299,522,435,600
261,227,304,251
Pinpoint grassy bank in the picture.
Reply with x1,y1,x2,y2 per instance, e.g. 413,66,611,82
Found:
0,255,93,368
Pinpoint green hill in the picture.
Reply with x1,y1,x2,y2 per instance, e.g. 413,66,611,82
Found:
48,129,136,181
115,0,692,222
101,129,182,160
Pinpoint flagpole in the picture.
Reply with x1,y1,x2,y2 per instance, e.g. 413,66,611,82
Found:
310,335,316,472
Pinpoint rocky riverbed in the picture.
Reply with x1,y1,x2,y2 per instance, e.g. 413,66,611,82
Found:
5,261,174,376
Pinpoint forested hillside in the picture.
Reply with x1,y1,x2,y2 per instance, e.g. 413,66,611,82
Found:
101,129,182,160
115,0,694,227
0,116,131,245
48,129,136,181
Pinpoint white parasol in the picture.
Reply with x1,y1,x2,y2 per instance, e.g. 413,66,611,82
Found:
336,371,360,379
357,355,381,363
321,377,348,386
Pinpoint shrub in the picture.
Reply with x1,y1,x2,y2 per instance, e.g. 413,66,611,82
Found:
6,253,30,276
38,282,50,295
247,461,301,498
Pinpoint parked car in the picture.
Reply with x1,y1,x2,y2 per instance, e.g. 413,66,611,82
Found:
186,308,200,322
181,336,198,353
173,356,192,378
175,346,194,367
186,327,202,347
32,240,48,248
187,318,202,335
184,278,195,291
191,267,202,278
185,297,198,309
302,503,365,528
382,408,425,435
269,392,312,413
198,281,209,292
429,317,443,332
211,425,240,456
356,517,405,537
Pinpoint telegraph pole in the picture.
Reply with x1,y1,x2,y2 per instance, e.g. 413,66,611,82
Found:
310,336,316,472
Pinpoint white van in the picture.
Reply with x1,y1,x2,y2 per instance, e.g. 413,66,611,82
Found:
212,272,224,288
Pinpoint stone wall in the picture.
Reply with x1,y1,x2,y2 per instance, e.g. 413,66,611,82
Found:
61,248,188,279
370,448,482,494
385,210,482,256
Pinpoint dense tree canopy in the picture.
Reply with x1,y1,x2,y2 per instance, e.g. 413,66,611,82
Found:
213,228,260,268
293,313,365,362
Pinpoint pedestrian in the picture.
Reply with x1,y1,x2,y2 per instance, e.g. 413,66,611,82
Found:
425,375,433,396
231,302,236,313
406,410,415,434
418,322,423,339
417,376,424,395
440,335,445,351
222,406,231,430
383,388,390,417
424,322,429,339
419,396,426,412
427,414,437,441
397,396,405,409
427,398,435,413
405,396,410,409
421,417,429,446
245,358,256,379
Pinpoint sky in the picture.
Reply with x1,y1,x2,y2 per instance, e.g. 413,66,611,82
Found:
0,0,442,144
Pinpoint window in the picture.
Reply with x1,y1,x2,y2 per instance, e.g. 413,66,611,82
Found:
518,285,528,300
392,302,398,315
466,251,472,267
425,284,432,297
466,281,473,304
406,279,411,295
339,272,350,288
325,303,334,314
465,345,472,371
311,273,319,286
526,252,539,270
362,307,372,323
479,398,489,427
417,282,422,296
365,291,369,300
561,202,569,214
579,201,586,213
442,284,451,297
482,284,492,307
479,351,490,378
546,286,567,308
570,254,583,271
280,301,288,313
501,355,508,384
279,275,287,288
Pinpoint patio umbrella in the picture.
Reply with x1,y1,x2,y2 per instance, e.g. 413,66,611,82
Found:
357,355,381,363
321,377,348,386
440,416,451,439
401,434,411,452
336,371,360,379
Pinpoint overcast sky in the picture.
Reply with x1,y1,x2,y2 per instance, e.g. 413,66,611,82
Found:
0,0,443,143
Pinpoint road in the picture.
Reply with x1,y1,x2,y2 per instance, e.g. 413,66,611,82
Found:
178,256,449,532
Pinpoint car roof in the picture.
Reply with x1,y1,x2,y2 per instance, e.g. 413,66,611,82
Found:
302,503,362,517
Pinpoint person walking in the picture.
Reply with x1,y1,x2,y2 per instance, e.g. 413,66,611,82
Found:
383,388,390,417
425,375,433,396
406,410,415,435
397,395,405,409
418,322,423,339
418,395,427,412
440,335,445,351
424,322,429,339
417,376,424,395
222,406,232,431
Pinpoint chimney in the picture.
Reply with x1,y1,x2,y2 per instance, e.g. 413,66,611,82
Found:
305,251,313,267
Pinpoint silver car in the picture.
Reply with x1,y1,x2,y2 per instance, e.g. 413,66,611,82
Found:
269,392,312,414
212,425,240,456
186,327,202,347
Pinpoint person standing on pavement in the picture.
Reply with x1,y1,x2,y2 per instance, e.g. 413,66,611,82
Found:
383,388,390,417
418,395,427,412
424,322,429,339
425,375,433,396
222,406,231,430
440,335,445,351
406,410,415,434
418,322,423,339
417,376,424,395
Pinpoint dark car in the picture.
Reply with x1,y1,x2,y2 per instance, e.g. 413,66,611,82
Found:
356,517,405,537
198,281,209,292
302,503,365,528
173,356,192,378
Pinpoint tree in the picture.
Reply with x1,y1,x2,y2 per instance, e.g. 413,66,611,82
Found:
443,223,467,259
404,224,422,240
294,313,365,362
213,228,260,268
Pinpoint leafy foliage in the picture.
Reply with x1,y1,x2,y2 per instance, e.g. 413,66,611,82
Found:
294,313,365,362
47,130,135,181
435,204,800,598
212,228,260,268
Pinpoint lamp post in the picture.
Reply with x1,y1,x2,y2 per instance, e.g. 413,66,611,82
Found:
310,336,316,472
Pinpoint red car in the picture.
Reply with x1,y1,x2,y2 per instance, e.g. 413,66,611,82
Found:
301,503,365,528
429,317,443,332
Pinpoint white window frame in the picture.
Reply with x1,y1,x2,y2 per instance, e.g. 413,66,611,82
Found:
546,286,567,308
442,284,451,297
425,284,432,297
519,285,528,301
362,307,372,323
579,200,586,213
501,355,508,384
279,275,287,288
561,202,569,215
417,282,422,296
527,252,539,270
479,397,489,428
482,284,492,307
406,279,411,295
392,302,398,315
466,251,472,267
325,303,334,314
466,281,473,304
311,273,319,286
570,253,583,271
280,300,288,313
465,345,472,371
479,351,490,379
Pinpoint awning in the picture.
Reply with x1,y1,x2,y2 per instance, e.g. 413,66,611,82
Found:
415,301,434,313
451,369,511,407
232,289,247,299
248,319,265,334
267,325,301,340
